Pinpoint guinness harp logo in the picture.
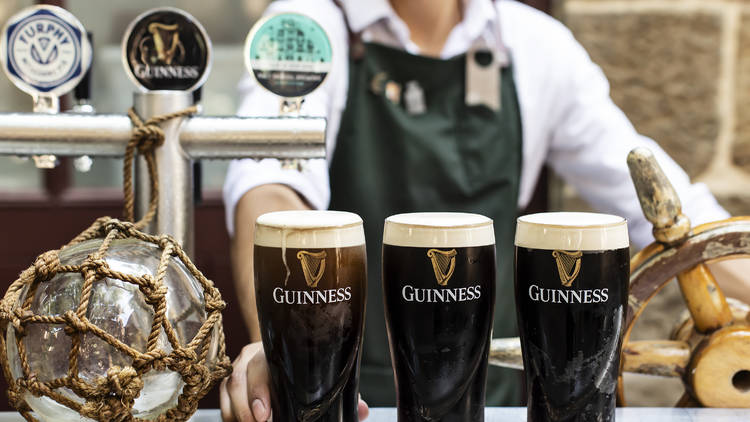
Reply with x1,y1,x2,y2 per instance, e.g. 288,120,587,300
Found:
123,7,211,91
297,250,326,288
427,249,457,286
552,250,582,287
141,22,185,65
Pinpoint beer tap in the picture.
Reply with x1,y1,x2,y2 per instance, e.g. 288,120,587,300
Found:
0,6,93,170
243,13,334,172
72,31,94,173
0,6,326,257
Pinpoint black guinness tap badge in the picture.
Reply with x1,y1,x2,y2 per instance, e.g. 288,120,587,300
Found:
244,13,332,98
0,5,91,97
552,250,582,287
122,7,211,91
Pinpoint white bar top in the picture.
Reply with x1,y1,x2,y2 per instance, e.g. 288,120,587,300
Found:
360,408,749,421
0,408,748,421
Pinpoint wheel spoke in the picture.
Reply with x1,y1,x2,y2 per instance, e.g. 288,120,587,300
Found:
676,264,733,333
489,337,523,370
622,340,690,377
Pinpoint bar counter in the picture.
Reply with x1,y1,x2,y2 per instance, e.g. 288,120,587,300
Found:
188,407,742,421
1,408,746,421
362,408,745,421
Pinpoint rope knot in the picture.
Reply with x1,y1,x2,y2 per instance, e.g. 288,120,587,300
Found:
133,124,165,154
128,108,169,154
104,366,142,401
133,349,168,371
172,361,209,390
205,295,226,313
158,235,174,250
123,105,197,227
183,364,211,389
82,254,108,272
21,374,43,396
10,308,33,337
104,219,126,235
169,348,213,391
79,366,143,422
173,348,198,362
140,277,167,306
64,311,89,335
34,250,60,282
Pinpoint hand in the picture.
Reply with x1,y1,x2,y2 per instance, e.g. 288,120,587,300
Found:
219,341,370,421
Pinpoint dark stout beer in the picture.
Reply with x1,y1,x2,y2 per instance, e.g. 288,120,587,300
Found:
255,211,366,422
382,213,496,422
514,212,629,422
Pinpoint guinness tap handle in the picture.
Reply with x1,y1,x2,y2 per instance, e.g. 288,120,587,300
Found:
627,147,691,245
74,32,93,105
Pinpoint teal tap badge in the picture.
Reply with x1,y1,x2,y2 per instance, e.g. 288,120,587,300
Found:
0,5,91,97
245,13,332,98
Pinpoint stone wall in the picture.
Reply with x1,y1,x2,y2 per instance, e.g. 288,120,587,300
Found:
558,0,750,406
559,0,750,214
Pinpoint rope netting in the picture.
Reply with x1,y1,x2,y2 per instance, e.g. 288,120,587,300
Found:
0,107,231,422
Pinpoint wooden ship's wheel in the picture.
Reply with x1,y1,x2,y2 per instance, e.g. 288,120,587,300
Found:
490,147,750,407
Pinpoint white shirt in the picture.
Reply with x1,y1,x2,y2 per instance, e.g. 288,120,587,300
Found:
223,0,728,248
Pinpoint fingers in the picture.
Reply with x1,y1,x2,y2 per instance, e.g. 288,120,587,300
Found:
222,342,365,422
358,395,369,421
219,378,237,422
246,347,272,421
222,343,266,422
226,352,253,421
252,398,269,421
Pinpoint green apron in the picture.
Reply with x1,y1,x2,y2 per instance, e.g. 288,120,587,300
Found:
328,42,523,407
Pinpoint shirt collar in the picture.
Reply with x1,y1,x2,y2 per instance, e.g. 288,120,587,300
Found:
459,0,499,46
340,0,498,35
340,0,395,34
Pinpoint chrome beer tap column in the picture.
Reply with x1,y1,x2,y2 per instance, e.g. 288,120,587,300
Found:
0,5,326,257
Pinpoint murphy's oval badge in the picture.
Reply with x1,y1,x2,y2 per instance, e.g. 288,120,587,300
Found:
0,5,91,97
122,7,211,92
245,13,332,98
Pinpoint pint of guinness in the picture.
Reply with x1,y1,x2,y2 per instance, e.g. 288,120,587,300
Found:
514,212,629,422
254,210,366,422
382,212,496,422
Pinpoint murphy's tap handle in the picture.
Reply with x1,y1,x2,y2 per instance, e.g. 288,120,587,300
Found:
627,147,691,245
73,32,93,104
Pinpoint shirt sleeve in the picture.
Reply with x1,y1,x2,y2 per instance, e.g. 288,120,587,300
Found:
544,25,729,249
222,0,349,237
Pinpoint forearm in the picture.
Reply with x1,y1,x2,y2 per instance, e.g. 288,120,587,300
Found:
706,259,750,306
230,184,312,342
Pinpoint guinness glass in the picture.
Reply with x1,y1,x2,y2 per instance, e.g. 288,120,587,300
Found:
514,212,629,422
382,212,496,422
254,210,366,422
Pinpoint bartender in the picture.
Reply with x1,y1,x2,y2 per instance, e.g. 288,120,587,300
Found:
220,0,748,420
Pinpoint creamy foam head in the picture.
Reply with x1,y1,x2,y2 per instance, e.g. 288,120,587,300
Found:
255,210,365,248
383,212,495,248
515,212,629,251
